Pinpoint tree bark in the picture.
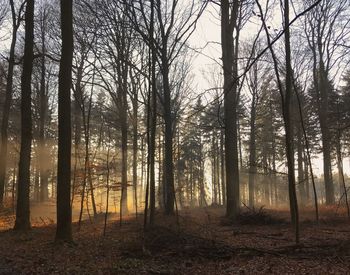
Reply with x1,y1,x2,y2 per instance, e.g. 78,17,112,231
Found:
39,17,49,202
132,90,138,216
0,0,21,207
55,0,73,242
284,0,299,243
148,51,156,224
221,0,240,218
297,126,305,206
14,0,34,231
318,66,334,204
162,64,175,215
248,90,257,208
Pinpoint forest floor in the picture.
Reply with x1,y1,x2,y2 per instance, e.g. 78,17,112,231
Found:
0,204,350,274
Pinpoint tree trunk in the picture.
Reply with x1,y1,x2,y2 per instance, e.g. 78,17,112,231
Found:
284,0,299,243
120,54,129,217
132,95,138,216
14,0,34,231
55,0,73,242
220,130,226,206
317,42,334,204
0,0,20,207
34,163,40,202
148,0,157,222
221,0,240,218
39,30,49,202
304,153,310,201
297,126,305,206
216,136,221,205
120,101,128,215
162,63,175,215
212,135,217,204
248,93,257,208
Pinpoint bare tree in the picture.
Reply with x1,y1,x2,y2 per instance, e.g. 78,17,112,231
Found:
221,0,240,218
255,0,299,243
0,0,25,207
128,0,207,215
55,0,73,242
14,0,35,231
304,0,349,205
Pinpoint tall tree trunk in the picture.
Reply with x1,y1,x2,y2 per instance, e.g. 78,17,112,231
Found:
319,83,334,204
72,70,82,205
85,87,97,217
146,0,157,226
216,136,221,205
120,101,128,215
12,165,16,212
284,0,299,243
55,0,73,242
336,133,350,217
120,53,129,217
221,0,240,218
297,126,305,206
317,40,334,204
39,29,49,202
336,140,342,198
248,93,257,208
14,0,34,231
34,162,40,202
162,64,175,215
0,0,20,207
212,135,217,204
103,146,111,236
220,130,226,206
132,94,138,216
304,153,310,201
140,136,144,202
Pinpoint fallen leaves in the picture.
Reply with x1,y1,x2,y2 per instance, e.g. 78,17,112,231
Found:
0,207,350,274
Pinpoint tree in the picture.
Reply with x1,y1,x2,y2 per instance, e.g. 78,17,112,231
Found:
128,0,206,215
304,0,349,204
283,0,299,243
55,0,73,242
14,0,35,231
36,2,50,202
221,0,240,218
256,0,299,243
0,0,25,207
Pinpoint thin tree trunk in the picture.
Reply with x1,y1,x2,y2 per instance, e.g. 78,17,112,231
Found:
297,126,305,206
132,94,138,217
248,92,257,208
317,45,334,205
292,76,319,222
103,147,111,236
162,64,175,215
34,163,40,202
12,165,16,213
39,25,49,203
0,0,21,207
336,135,350,218
220,130,226,206
120,95,128,217
149,2,157,224
284,0,299,243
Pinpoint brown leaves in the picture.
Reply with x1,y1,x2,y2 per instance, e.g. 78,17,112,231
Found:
0,207,350,274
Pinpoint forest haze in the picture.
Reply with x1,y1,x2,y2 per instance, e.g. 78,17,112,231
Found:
0,0,350,273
